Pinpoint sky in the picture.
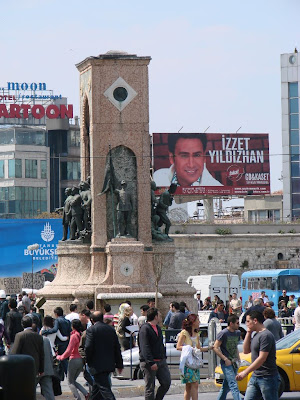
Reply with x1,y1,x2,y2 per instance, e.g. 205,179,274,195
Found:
1,0,299,198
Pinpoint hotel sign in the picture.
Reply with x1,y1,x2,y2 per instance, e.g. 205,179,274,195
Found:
0,81,73,120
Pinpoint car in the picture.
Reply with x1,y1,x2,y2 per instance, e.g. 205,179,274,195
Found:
116,322,247,380
215,329,300,398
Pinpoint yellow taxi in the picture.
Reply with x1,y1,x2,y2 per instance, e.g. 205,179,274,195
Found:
215,329,300,398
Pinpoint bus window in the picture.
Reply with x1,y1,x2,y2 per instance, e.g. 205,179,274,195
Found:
278,275,300,292
266,277,272,289
259,278,266,290
253,278,259,290
242,279,246,290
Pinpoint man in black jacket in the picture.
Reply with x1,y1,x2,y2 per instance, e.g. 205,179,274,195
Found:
5,298,22,349
85,311,123,400
138,308,171,400
241,298,265,323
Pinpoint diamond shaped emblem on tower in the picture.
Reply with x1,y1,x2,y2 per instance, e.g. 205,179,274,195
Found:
104,77,137,111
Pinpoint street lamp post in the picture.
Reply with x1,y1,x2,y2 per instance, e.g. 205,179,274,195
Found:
27,244,39,295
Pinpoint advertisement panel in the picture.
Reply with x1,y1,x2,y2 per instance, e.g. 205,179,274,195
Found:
153,133,270,196
0,219,62,280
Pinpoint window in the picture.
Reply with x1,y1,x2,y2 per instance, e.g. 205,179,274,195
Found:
61,161,81,180
68,130,80,147
25,160,37,178
0,129,14,145
40,160,47,179
15,130,46,146
292,178,300,193
0,186,47,218
290,130,299,145
278,275,300,292
242,279,246,290
291,146,300,162
291,162,300,177
289,82,298,98
289,98,299,114
290,114,299,130
8,159,22,178
0,160,4,178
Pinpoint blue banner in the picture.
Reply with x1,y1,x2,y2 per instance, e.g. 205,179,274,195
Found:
0,219,62,278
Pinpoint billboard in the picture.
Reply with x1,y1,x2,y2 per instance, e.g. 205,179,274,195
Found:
153,133,270,196
0,219,62,280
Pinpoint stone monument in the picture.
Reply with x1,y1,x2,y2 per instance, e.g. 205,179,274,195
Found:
38,51,194,315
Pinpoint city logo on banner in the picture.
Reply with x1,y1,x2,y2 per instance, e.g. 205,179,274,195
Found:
41,222,55,242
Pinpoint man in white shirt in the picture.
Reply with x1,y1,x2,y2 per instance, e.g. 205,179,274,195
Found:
230,293,242,317
153,133,223,187
293,298,300,330
260,291,269,305
65,304,80,322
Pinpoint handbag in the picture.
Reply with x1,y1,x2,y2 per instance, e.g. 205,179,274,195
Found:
185,348,203,369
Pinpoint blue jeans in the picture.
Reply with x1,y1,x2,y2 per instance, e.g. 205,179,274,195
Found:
244,374,279,400
217,364,241,400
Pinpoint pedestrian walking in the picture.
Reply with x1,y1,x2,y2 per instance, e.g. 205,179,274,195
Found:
213,314,242,400
138,307,171,400
236,310,279,400
5,298,22,350
230,293,242,317
38,336,56,400
57,319,89,400
40,315,68,357
208,300,228,323
11,315,44,378
42,307,71,376
66,304,80,322
176,314,210,400
116,305,133,351
263,308,284,342
168,302,186,329
85,311,123,400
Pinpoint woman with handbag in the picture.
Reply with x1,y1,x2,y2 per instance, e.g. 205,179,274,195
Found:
56,319,89,400
176,314,210,400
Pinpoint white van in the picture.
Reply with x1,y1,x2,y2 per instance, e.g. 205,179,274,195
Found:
186,274,241,305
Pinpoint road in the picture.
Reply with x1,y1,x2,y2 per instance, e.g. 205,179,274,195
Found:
120,393,299,400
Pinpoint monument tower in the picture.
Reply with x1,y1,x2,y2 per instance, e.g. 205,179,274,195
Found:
38,51,193,314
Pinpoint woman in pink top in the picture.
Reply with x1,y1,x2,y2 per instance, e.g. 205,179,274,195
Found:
57,319,89,400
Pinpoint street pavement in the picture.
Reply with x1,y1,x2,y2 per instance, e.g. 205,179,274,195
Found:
36,374,217,399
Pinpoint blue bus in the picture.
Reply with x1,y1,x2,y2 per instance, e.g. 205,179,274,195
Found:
241,269,300,313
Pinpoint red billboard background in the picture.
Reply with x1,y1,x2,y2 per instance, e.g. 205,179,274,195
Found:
152,133,270,196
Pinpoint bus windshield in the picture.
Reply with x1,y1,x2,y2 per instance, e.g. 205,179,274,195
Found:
278,275,300,292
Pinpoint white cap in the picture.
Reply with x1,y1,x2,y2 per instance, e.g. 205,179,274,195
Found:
196,291,201,295
0,290,6,299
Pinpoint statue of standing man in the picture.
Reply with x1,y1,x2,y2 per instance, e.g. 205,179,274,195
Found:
62,187,73,241
114,180,133,237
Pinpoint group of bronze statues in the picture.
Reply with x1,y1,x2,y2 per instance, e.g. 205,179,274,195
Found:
61,178,92,241
60,177,175,242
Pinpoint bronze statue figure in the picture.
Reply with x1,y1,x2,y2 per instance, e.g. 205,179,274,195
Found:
80,180,92,233
114,180,133,237
61,187,73,241
151,182,177,241
69,186,84,240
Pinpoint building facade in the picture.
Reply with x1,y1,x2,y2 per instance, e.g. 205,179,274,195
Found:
0,119,80,218
281,50,300,220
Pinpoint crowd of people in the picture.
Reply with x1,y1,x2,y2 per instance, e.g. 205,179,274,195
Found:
0,290,298,400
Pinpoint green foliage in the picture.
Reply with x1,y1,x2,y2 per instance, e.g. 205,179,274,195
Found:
241,260,249,269
278,230,285,234
174,230,182,234
288,229,296,234
215,228,232,235
208,255,213,260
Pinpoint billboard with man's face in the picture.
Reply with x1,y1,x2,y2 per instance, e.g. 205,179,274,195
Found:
152,133,270,196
